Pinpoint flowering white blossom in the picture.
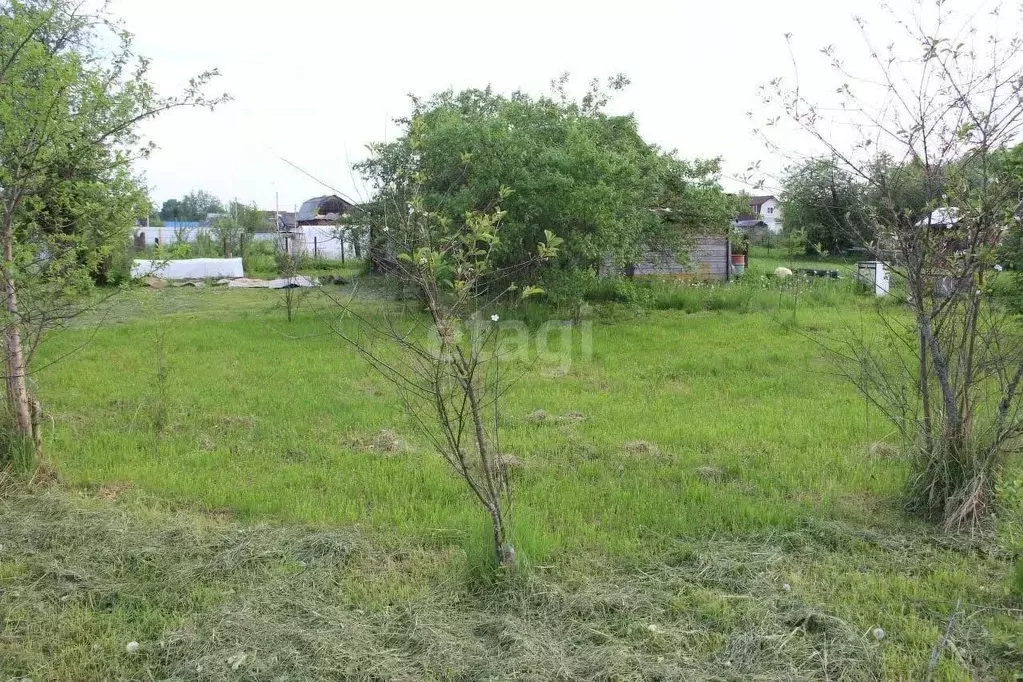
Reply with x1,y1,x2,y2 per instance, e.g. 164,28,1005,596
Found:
995,264,1004,271
873,627,885,641
126,641,140,653
491,314,500,323
782,583,791,592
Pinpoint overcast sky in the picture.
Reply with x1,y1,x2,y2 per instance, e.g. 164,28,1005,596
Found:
106,0,992,211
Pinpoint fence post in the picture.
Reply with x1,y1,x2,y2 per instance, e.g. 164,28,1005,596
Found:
314,236,318,259
725,237,732,283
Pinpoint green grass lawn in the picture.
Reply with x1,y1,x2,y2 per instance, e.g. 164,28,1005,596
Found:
748,245,863,276
3,279,1022,680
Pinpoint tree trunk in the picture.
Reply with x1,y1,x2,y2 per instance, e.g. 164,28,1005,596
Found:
461,357,515,569
2,210,32,438
920,330,934,454
489,504,516,568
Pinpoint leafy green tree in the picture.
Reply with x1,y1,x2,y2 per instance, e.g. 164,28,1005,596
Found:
179,190,224,222
159,198,184,222
781,157,871,253
228,200,269,233
357,78,735,305
206,202,268,257
995,144,1023,303
0,0,224,454
863,154,933,232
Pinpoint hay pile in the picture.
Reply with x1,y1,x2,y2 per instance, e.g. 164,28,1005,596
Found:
0,479,898,680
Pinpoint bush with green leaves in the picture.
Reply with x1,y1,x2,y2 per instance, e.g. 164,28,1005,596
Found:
355,77,737,309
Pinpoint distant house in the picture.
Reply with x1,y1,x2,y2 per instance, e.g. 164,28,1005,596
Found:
296,195,354,226
279,195,365,260
265,211,296,231
731,218,770,243
917,207,960,228
733,195,783,234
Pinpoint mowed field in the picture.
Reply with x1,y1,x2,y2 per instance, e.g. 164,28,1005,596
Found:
3,262,1022,680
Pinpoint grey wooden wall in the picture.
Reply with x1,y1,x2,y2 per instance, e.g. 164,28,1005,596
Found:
624,237,731,280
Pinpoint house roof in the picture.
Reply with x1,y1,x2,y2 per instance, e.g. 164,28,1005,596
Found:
297,195,353,223
750,195,778,206
274,212,297,230
916,207,959,227
733,219,768,229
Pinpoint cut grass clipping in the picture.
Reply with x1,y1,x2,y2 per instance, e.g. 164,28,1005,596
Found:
4,480,1022,680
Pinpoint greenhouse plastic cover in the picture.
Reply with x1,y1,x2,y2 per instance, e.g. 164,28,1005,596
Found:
132,258,244,280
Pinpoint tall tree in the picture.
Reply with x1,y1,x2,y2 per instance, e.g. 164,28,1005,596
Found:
357,78,735,304
760,0,1023,529
227,200,268,233
781,157,871,253
159,198,183,222
179,190,224,222
0,0,224,455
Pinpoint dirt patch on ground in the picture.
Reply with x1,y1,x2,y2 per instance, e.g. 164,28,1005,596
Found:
348,428,407,455
28,460,62,487
498,453,526,471
525,409,549,424
96,482,133,501
525,410,586,425
216,415,257,430
693,465,729,484
622,440,661,457
868,442,901,459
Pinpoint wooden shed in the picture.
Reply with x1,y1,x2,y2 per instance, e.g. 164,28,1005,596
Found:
603,236,732,281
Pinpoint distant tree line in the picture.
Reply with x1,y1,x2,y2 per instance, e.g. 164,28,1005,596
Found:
156,190,270,230
780,147,1023,255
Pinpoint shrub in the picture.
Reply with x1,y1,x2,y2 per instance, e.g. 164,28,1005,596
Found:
95,240,135,286
243,239,277,275
538,268,596,315
584,277,652,305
